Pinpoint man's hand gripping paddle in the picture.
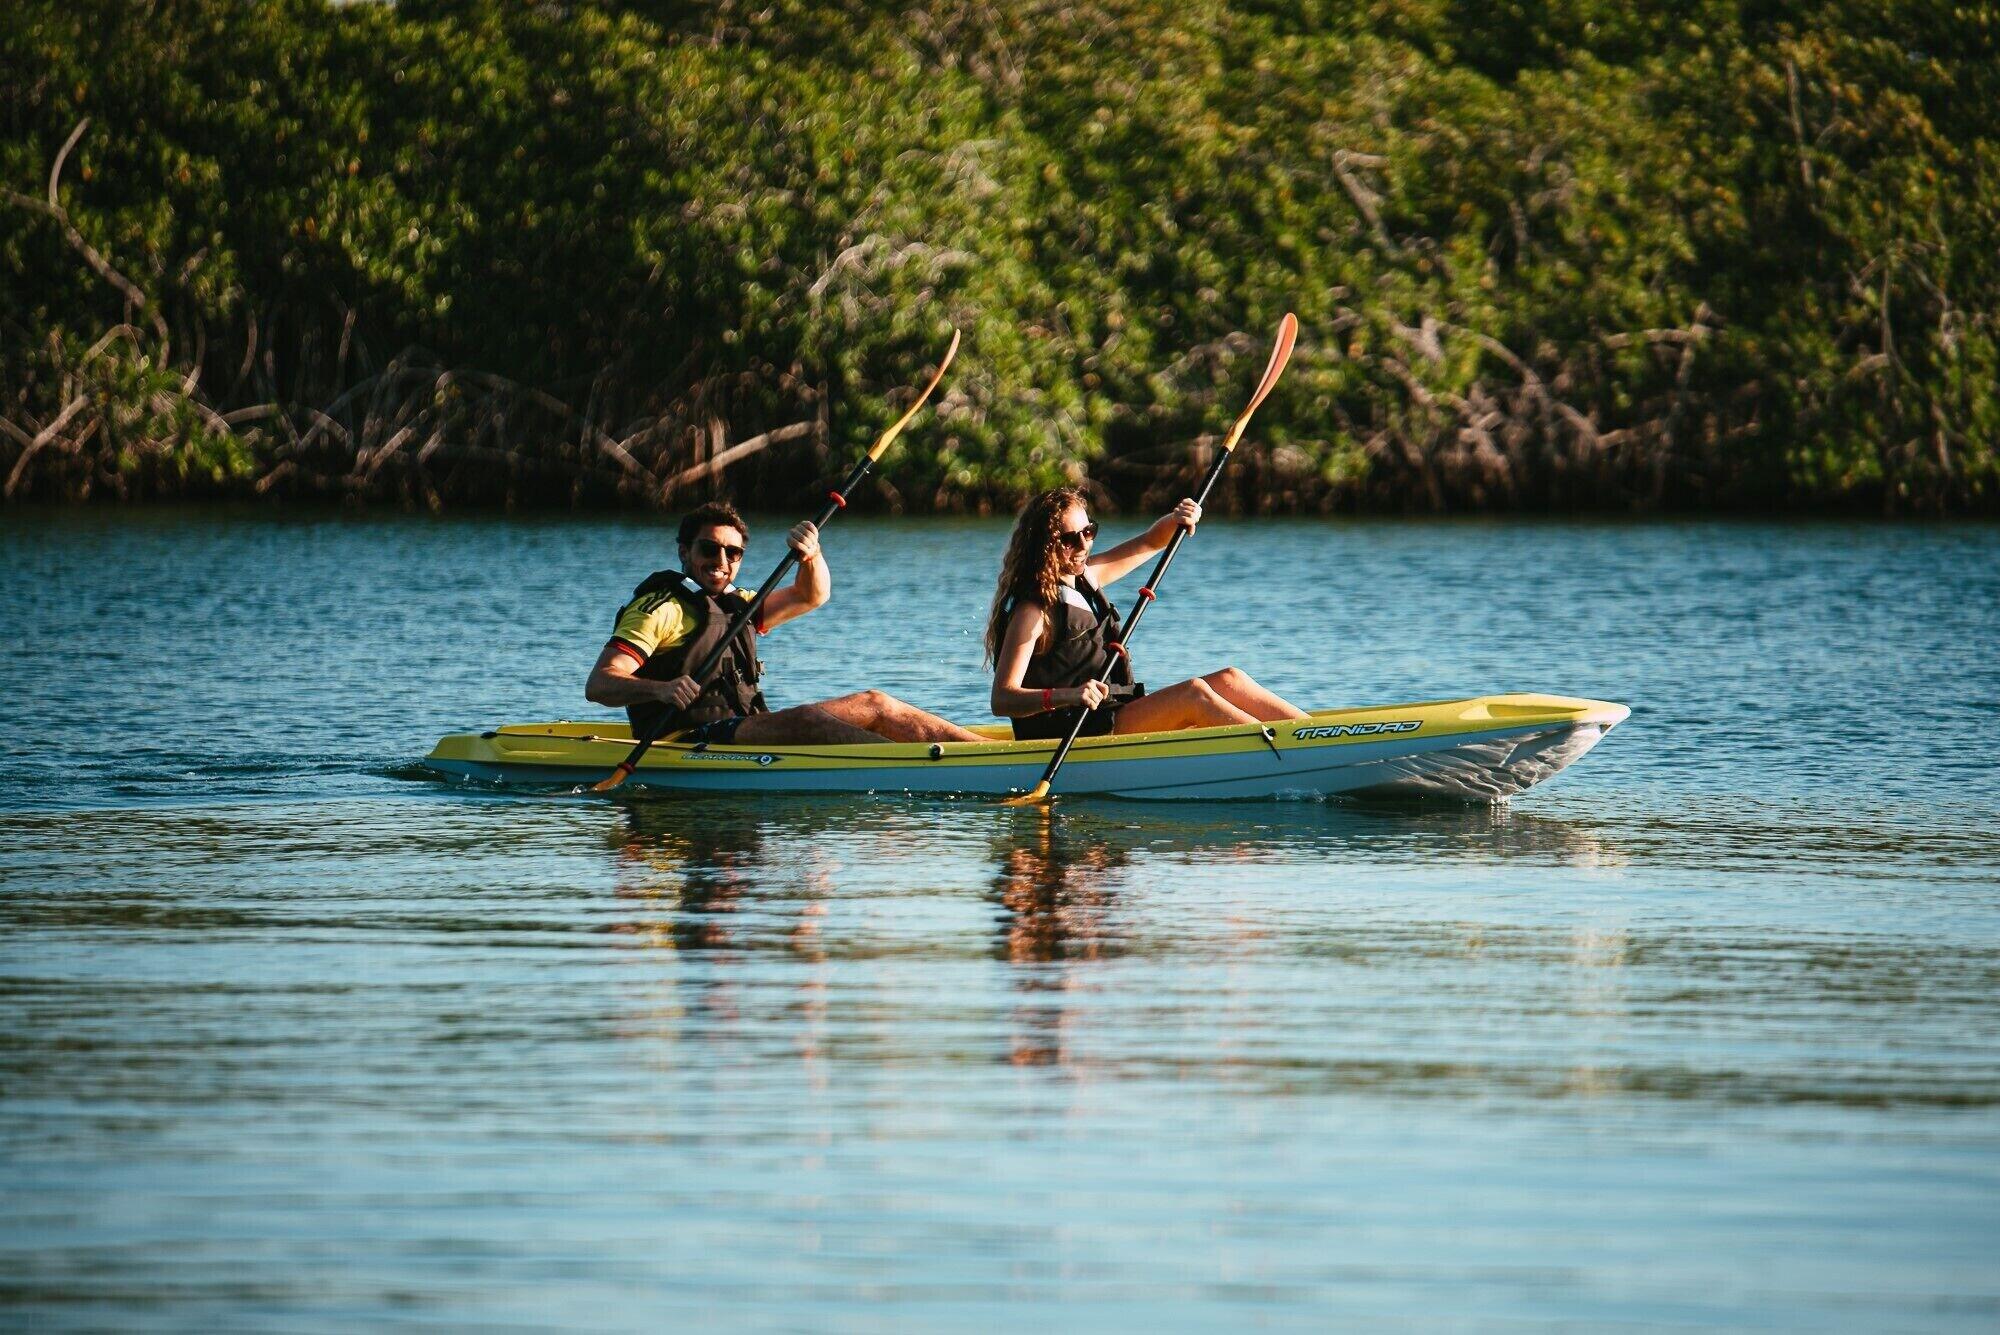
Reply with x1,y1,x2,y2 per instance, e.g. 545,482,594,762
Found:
589,329,961,793
1002,312,1297,806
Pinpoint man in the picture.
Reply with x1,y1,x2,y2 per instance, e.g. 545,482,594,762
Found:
585,501,984,746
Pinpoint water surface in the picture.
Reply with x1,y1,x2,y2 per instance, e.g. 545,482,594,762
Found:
3,511,1997,1329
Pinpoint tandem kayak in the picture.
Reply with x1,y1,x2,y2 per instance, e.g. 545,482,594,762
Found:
422,693,1628,802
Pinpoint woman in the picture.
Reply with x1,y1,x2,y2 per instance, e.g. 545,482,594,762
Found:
986,486,1306,740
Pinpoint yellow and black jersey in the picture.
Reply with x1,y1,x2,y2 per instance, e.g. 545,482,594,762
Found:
608,583,764,664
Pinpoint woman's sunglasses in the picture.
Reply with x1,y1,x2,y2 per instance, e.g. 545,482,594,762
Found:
692,537,745,563
1056,523,1098,552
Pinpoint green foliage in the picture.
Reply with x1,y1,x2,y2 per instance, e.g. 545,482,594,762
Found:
3,0,1996,512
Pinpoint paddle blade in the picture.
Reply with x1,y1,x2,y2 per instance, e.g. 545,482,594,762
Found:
1220,312,1298,453
1001,782,1052,807
590,764,636,794
867,327,962,463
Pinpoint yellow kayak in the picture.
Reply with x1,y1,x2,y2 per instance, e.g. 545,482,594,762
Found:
422,693,1628,801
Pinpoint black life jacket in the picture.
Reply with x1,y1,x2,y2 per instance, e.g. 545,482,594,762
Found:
625,569,767,737
1015,578,1136,693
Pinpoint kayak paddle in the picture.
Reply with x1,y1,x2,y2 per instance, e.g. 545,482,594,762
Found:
1002,312,1298,806
590,328,961,793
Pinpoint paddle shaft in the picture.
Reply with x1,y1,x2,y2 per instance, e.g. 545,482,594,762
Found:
1021,445,1234,793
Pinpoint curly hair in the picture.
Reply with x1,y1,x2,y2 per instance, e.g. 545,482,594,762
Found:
677,501,748,552
984,486,1090,666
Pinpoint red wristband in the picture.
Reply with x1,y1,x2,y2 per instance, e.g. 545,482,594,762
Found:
1041,687,1054,710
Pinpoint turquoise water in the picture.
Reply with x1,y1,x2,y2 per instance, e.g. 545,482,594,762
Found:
3,511,1998,1329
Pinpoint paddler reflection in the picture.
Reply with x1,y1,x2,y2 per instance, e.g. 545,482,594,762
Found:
990,807,1129,964
610,798,785,956
988,806,1133,1068
982,801,1622,1068
608,798,837,1085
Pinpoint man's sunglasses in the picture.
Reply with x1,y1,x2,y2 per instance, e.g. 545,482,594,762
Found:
692,537,745,562
1056,523,1098,551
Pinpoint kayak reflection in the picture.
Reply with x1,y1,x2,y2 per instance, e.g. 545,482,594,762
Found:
602,795,1624,955
598,794,1624,1076
978,801,1620,1069
988,798,1625,871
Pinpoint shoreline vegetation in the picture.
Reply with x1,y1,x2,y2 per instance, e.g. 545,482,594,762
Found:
4,1,1996,517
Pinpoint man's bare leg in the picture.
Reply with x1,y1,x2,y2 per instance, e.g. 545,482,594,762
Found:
813,690,985,742
1199,668,1307,722
732,704,882,746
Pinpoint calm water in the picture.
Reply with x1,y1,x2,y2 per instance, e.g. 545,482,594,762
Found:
3,510,1998,1330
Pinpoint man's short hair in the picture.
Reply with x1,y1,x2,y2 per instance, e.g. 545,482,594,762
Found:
677,501,749,550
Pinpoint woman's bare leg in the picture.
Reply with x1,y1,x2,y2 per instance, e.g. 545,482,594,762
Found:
813,690,986,743
1200,667,1307,721
1110,678,1258,733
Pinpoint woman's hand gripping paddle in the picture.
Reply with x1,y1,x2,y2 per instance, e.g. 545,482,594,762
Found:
589,329,961,793
1003,312,1297,806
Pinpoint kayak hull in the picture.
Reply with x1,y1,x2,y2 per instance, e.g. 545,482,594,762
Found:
422,693,1629,802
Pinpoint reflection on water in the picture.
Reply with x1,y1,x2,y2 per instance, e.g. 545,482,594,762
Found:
4,514,1999,1328
990,806,1128,966
3,789,1999,1326
533,793,2000,1113
613,798,786,955
989,807,1128,1070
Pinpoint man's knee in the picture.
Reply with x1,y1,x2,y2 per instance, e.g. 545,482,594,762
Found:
1205,667,1248,692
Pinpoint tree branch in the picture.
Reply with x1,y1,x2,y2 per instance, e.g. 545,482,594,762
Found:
659,420,816,497
3,119,169,345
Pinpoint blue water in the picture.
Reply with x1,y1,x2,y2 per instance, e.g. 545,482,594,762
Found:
3,510,1998,1329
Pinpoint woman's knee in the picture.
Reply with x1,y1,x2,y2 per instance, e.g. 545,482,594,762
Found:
1185,677,1225,705
1185,677,1258,724
1149,678,1224,721
1204,667,1250,692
